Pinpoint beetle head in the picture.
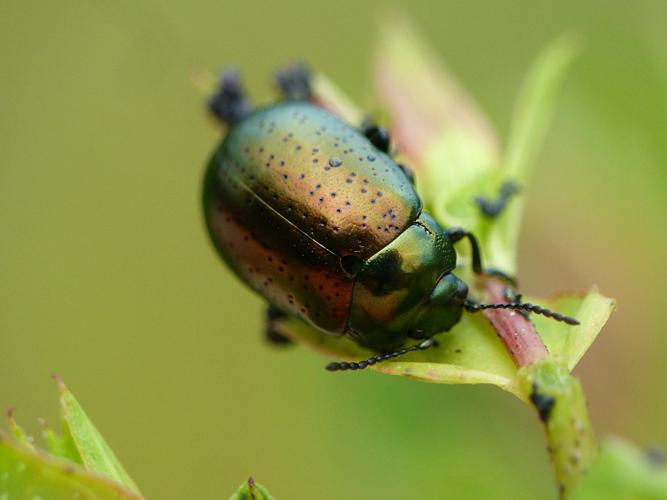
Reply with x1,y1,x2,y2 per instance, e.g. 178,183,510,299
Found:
408,273,469,339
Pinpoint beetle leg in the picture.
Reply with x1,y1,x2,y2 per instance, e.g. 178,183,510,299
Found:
486,267,518,287
208,67,252,125
264,305,293,346
325,338,436,371
474,180,521,218
502,287,530,319
444,227,483,275
360,120,391,153
446,228,522,286
275,62,313,101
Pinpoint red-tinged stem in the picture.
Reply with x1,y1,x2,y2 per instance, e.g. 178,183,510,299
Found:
482,279,597,496
482,279,549,367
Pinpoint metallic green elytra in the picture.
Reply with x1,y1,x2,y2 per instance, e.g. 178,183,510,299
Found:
203,100,468,351
202,67,579,370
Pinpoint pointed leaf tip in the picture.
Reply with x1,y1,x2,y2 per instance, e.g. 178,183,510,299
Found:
231,477,274,500
52,373,66,392
7,408,35,449
57,379,143,496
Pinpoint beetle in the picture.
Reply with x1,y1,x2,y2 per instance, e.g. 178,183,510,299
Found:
202,64,578,371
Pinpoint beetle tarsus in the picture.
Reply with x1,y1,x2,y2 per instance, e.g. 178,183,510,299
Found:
275,62,312,101
486,267,518,287
208,67,252,125
265,306,293,345
475,181,521,218
325,338,436,372
464,300,579,325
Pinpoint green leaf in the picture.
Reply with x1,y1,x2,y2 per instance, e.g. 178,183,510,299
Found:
530,288,615,371
273,288,613,399
572,437,667,500
373,12,499,220
42,419,84,465
0,433,141,500
230,477,274,500
487,35,579,273
7,409,34,451
504,34,580,179
55,376,143,497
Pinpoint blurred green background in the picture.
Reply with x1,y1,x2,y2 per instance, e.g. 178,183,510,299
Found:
1,1,665,498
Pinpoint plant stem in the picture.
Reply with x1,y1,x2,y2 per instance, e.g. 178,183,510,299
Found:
480,278,598,497
519,359,598,497
482,279,549,366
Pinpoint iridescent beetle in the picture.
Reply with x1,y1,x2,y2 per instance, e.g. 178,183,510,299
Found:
202,65,578,371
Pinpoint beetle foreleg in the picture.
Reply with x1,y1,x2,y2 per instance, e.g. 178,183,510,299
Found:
325,338,436,372
444,227,483,275
474,180,520,218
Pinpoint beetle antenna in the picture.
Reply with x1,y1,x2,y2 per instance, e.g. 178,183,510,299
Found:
325,338,436,372
464,300,579,325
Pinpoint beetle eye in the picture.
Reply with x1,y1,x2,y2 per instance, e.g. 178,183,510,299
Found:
340,255,364,277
